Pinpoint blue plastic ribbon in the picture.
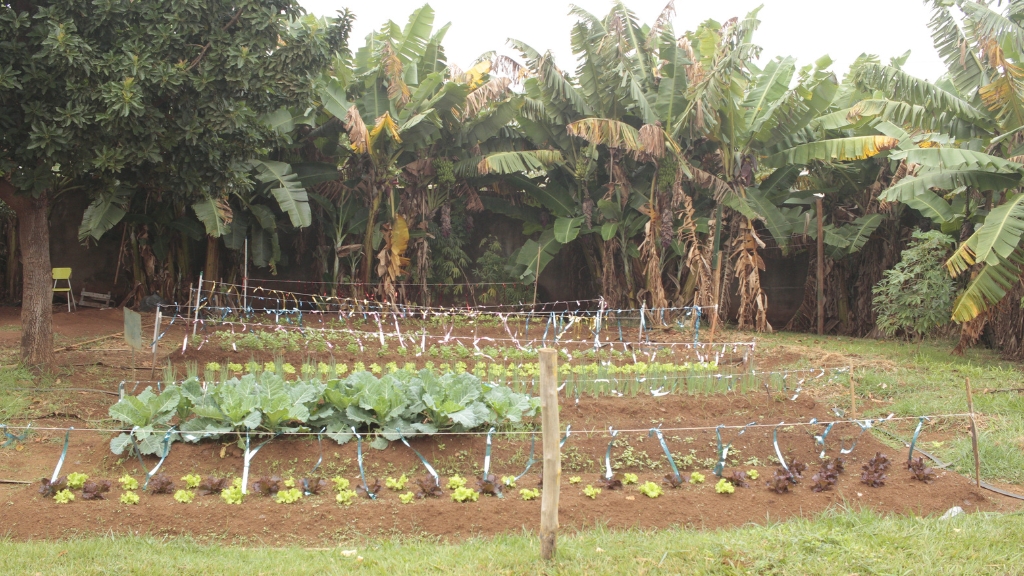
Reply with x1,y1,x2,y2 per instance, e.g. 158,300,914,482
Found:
814,421,835,459
51,427,73,483
840,419,872,455
714,422,755,476
604,428,620,479
908,416,929,462
241,432,277,495
398,434,440,486
483,427,495,476
1,423,30,448
773,423,789,471
353,427,375,499
143,427,176,490
650,428,681,484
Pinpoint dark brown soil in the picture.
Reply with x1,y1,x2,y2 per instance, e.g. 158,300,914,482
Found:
0,306,1019,545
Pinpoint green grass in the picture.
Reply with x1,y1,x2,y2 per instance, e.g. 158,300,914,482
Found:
1,508,1021,575
0,365,35,421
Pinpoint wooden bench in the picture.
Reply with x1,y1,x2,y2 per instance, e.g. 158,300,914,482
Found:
78,290,112,309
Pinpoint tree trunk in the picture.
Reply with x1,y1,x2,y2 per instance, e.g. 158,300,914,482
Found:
5,215,18,300
0,180,54,367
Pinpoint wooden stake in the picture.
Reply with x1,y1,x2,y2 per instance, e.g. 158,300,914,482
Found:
192,273,203,336
815,195,824,336
966,377,981,487
849,365,856,420
539,348,560,561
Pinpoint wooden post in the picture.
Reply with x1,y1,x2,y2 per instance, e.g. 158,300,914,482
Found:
815,195,824,336
539,348,560,560
149,307,162,379
848,365,856,420
966,377,982,487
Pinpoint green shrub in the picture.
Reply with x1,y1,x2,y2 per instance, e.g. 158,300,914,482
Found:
872,230,957,341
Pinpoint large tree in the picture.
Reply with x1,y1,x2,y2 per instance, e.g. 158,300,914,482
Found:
0,0,351,366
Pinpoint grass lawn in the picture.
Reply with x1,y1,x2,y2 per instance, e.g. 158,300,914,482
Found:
2,509,1022,575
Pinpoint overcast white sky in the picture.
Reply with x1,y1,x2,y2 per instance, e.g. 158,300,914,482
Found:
301,0,947,82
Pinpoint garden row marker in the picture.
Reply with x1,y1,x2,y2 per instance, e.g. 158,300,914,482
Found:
966,377,981,487
399,434,440,486
352,427,376,499
240,432,276,495
149,308,162,379
51,427,73,483
907,417,929,462
650,428,681,484
539,348,559,561
192,273,203,337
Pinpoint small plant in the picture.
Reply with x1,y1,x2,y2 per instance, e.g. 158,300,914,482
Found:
811,458,845,492
174,490,195,504
520,488,541,501
336,490,358,505
66,472,88,490
715,478,736,494
747,469,760,480
220,479,244,504
399,491,416,504
81,480,112,500
583,485,601,499
638,481,663,498
331,477,351,492
861,452,890,488
120,491,140,505
300,478,329,495
598,474,623,490
662,474,685,488
148,474,175,494
275,488,303,504
501,475,517,488
53,489,75,504
451,486,479,503
385,475,408,491
356,478,382,499
476,473,503,497
253,476,284,496
569,476,582,485
197,477,229,496
689,472,705,485
413,477,443,499
182,474,202,489
725,470,749,488
622,473,639,485
447,475,467,490
908,456,937,483
766,468,793,494
118,475,139,491
39,477,68,497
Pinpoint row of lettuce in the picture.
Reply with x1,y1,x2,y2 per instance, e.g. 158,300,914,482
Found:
108,370,539,456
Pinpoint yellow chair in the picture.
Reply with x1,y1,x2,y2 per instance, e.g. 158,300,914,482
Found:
52,267,76,312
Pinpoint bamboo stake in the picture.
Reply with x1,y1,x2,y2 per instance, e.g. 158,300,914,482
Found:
966,377,981,487
539,348,560,561
815,195,824,336
532,242,542,307
849,365,856,420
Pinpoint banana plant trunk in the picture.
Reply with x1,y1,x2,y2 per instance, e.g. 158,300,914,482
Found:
0,181,54,367
360,186,383,286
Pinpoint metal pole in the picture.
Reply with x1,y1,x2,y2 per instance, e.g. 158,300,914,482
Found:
149,307,162,379
243,237,248,314
815,196,824,336
539,348,560,560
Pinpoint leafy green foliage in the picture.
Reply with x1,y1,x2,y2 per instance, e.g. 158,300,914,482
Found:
399,491,416,504
173,490,195,504
335,490,357,506
622,473,639,485
118,475,139,491
66,473,88,490
715,478,736,494
447,475,467,490
861,452,891,488
873,231,958,340
582,485,600,499
120,491,140,505
182,474,201,490
220,479,245,505
53,489,75,504
385,475,408,491
450,486,479,503
108,386,181,456
521,488,542,500
908,457,937,484
689,472,705,485
638,481,663,498
81,480,111,501
275,488,303,504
